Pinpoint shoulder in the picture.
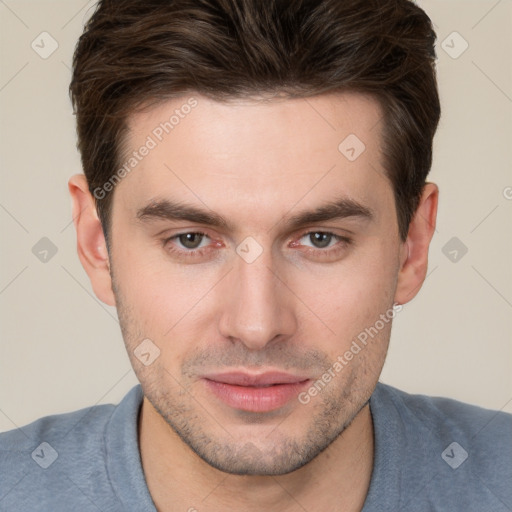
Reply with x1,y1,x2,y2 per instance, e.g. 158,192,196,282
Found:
0,399,116,450
0,385,144,511
0,398,117,478
370,383,512,511
375,382,512,431
375,382,512,438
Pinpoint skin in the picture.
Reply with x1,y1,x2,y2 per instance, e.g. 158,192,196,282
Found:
69,92,438,512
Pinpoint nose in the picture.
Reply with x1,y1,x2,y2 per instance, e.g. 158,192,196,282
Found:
217,249,297,350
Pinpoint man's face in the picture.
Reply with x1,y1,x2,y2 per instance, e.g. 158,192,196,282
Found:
109,92,403,475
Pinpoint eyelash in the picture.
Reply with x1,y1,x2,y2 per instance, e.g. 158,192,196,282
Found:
161,230,353,261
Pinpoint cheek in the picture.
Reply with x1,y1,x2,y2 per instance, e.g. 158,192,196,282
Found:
112,244,222,340
291,238,399,340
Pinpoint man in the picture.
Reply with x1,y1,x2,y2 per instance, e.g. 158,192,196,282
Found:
1,0,510,510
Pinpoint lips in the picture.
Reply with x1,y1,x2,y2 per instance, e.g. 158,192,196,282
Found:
202,371,311,412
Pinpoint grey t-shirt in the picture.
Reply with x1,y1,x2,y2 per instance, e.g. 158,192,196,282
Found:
0,383,510,511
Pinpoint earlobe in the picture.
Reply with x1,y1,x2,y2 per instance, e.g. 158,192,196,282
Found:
68,174,116,307
394,183,438,305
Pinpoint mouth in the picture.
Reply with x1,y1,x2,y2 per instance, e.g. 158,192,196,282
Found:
202,371,311,413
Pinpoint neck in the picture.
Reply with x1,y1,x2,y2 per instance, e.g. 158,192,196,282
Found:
139,398,373,512
138,399,374,512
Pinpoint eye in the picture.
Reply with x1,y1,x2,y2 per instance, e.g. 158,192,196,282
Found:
289,230,353,262
174,232,210,250
161,231,222,263
299,232,339,249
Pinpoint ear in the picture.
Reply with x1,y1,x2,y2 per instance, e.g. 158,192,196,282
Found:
394,182,438,305
68,174,116,307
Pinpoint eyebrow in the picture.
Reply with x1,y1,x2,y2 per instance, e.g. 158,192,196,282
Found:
135,196,374,231
136,200,229,229
285,197,374,228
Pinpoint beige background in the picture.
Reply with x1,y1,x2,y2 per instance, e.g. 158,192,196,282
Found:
0,0,511,432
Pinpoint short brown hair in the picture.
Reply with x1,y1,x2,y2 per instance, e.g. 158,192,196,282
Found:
70,0,440,244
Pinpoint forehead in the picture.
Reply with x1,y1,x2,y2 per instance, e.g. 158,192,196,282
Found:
114,92,391,226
